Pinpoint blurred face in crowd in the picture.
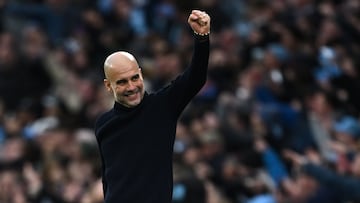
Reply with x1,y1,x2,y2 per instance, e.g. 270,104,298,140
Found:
0,32,16,67
103,52,145,108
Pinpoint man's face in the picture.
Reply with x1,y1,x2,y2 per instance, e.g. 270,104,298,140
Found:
104,65,144,108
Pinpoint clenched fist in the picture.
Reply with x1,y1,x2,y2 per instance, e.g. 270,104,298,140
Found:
188,10,211,35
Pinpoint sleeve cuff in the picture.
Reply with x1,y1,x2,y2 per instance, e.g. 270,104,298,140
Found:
194,34,209,42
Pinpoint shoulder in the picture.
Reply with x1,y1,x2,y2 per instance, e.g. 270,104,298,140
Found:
94,110,114,132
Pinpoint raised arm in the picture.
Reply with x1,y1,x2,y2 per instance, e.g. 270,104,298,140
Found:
160,10,210,118
182,10,211,94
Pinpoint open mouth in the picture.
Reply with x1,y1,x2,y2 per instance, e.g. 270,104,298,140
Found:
124,90,140,100
127,92,138,99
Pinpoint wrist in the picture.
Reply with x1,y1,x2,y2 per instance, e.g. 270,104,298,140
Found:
193,30,210,36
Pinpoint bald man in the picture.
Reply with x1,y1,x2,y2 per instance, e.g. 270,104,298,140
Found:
95,10,210,203
103,51,145,108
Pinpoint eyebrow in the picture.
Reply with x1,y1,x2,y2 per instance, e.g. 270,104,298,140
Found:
116,79,127,84
115,74,140,84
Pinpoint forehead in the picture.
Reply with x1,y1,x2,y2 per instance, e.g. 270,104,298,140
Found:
107,65,140,80
104,51,140,79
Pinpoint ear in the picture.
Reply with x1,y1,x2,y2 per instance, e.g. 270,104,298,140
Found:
104,79,112,92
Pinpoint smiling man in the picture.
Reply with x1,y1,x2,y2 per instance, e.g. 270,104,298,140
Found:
103,51,145,108
94,10,211,203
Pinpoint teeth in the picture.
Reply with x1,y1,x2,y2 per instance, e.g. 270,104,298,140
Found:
125,92,137,96
124,89,139,96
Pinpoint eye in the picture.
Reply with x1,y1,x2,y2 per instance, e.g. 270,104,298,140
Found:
131,75,140,81
116,79,127,85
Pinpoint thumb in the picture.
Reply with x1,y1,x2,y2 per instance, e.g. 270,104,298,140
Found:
188,13,199,23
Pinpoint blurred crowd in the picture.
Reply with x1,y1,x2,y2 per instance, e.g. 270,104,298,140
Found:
0,0,359,202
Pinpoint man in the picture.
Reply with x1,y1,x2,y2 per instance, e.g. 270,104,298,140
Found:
94,10,211,203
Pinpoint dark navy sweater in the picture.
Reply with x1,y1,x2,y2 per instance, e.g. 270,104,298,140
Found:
94,36,209,203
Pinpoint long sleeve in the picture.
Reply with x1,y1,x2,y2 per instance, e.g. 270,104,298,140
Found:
94,34,210,203
160,35,210,118
262,148,289,186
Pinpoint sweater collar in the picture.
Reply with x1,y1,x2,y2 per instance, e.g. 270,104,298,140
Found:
113,92,148,113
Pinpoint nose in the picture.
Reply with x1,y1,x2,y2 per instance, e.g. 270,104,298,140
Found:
126,81,137,91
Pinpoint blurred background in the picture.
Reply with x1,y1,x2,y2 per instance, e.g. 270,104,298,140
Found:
0,0,359,202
